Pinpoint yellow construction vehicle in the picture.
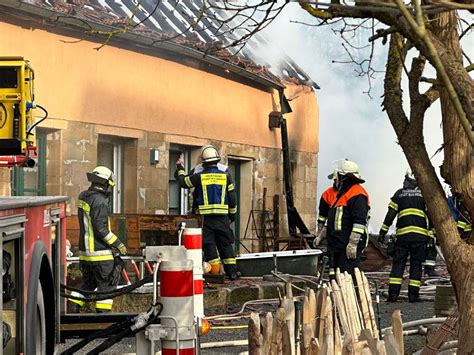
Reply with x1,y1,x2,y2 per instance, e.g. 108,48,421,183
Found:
0,56,45,167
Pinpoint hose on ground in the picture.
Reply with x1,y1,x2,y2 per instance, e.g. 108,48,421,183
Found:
60,317,134,355
86,304,162,355
61,276,153,301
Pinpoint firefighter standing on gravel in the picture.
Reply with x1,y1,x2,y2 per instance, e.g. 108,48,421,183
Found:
378,169,432,303
175,145,240,280
68,166,127,313
315,159,370,279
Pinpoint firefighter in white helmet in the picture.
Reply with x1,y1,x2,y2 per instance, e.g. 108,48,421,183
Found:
175,145,240,280
68,166,127,313
322,159,370,279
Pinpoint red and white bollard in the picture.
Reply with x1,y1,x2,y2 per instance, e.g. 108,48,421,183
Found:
182,228,204,319
160,260,195,355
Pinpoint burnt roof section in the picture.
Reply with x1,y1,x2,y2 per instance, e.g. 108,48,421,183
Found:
13,0,318,89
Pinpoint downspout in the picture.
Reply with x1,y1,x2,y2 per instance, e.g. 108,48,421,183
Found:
276,89,311,237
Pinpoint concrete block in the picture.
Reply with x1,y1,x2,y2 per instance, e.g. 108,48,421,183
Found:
258,283,284,299
229,286,260,305
204,288,230,309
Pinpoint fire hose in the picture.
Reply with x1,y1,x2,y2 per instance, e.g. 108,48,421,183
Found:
60,275,153,302
60,303,163,355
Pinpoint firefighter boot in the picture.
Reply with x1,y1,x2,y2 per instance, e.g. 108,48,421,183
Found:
387,293,398,303
424,265,441,277
408,286,421,303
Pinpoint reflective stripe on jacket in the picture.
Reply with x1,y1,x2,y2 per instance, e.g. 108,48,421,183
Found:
326,182,370,251
380,179,432,241
77,188,123,262
175,165,237,216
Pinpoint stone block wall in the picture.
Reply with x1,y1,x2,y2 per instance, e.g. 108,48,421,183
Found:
0,119,318,254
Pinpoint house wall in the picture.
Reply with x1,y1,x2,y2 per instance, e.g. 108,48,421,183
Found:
0,19,319,249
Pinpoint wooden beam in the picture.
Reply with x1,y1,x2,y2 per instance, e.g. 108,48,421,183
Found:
249,312,262,355
263,312,273,354
362,273,379,339
391,309,404,354
270,308,286,355
354,268,373,335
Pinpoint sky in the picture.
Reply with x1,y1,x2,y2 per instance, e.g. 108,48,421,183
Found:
256,4,449,231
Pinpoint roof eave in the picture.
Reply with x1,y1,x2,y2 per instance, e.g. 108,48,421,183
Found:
1,0,285,90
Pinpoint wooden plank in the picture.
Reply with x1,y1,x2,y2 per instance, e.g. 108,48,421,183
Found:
249,312,262,355
330,280,351,337
310,338,321,355
270,308,286,355
286,282,294,299
384,333,401,355
308,289,317,337
333,305,343,354
322,295,334,355
391,309,404,355
344,272,362,336
262,312,273,354
317,287,329,341
303,295,311,326
362,273,379,339
354,268,373,335
282,298,295,355
301,324,313,355
282,322,292,355
359,329,379,354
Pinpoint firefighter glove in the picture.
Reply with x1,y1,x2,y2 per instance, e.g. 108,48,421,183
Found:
229,214,236,223
313,223,326,247
346,232,361,259
176,155,185,170
117,243,127,255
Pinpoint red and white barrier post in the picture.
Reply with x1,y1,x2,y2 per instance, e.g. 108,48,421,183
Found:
160,260,195,355
182,228,204,319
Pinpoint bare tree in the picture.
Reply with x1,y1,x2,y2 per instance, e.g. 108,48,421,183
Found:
299,1,474,350
59,0,473,349
197,1,474,351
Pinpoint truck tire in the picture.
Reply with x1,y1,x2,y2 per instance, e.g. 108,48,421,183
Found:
35,282,46,354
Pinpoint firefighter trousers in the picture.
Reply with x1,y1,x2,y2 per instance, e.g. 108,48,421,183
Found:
388,238,426,301
68,259,115,312
327,247,362,280
202,215,237,276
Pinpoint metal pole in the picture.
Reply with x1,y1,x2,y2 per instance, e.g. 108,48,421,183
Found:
375,281,382,340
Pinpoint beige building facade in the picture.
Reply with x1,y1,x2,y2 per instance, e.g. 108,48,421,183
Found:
0,7,319,252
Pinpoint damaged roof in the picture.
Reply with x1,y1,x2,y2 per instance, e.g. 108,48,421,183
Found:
4,0,318,89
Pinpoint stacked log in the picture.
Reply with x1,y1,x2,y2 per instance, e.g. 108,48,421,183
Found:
249,268,405,355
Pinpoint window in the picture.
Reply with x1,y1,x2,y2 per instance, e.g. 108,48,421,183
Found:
168,144,193,215
11,132,46,196
97,135,124,213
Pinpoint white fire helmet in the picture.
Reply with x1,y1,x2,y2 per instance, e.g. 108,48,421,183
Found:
328,159,364,182
87,166,116,187
405,167,415,180
201,145,221,163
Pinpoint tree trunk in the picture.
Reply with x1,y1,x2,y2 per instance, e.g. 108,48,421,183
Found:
431,11,474,352
433,11,474,234
384,33,474,353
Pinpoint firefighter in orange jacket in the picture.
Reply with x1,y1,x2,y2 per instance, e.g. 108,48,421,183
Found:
316,160,370,278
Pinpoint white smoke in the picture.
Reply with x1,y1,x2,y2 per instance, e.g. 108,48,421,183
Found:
257,4,446,231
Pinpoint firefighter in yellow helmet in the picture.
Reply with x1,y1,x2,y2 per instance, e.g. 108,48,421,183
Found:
175,145,240,280
68,166,127,313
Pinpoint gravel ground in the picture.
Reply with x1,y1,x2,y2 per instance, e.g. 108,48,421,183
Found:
59,299,436,354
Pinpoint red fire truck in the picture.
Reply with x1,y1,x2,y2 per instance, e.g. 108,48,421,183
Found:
1,196,67,354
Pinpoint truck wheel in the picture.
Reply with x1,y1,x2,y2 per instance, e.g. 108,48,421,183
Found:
35,282,46,354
